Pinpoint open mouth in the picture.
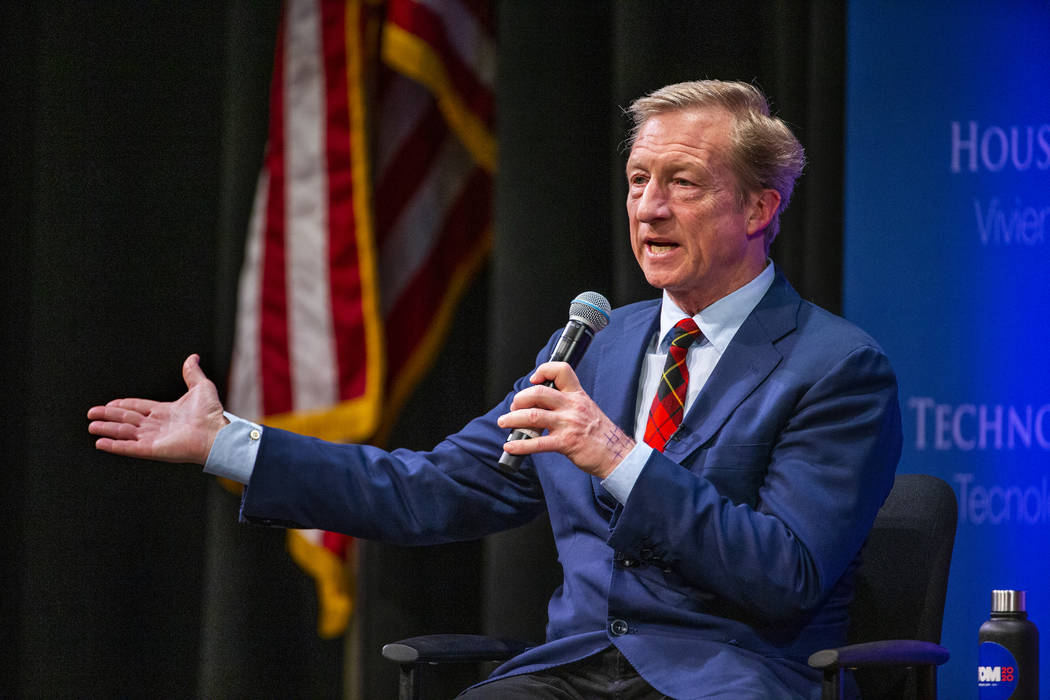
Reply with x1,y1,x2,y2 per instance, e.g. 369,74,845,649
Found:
646,240,679,254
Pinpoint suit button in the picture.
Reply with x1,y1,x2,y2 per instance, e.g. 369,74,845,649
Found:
609,618,629,636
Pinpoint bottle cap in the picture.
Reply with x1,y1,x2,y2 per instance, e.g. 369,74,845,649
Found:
991,589,1026,613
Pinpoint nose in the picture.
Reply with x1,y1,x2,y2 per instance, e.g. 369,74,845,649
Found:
634,180,671,224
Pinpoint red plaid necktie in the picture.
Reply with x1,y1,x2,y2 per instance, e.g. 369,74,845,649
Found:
644,318,702,451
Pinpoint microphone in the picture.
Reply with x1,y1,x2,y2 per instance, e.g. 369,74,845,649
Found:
498,291,611,473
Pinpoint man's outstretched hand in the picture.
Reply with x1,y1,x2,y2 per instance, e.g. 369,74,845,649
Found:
87,354,228,465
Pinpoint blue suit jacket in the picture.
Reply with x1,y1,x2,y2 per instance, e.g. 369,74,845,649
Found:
241,270,902,699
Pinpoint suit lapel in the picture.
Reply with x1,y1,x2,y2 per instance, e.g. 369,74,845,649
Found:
591,300,660,436
662,271,801,461
589,300,659,512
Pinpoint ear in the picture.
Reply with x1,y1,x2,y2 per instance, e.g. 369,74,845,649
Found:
745,188,781,238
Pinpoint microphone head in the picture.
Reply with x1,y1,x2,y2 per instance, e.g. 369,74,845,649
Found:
569,291,611,332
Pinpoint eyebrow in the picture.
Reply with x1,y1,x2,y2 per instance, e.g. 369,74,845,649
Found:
626,156,715,179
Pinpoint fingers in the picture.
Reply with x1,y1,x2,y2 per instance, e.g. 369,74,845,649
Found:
102,398,158,416
88,418,141,441
87,404,149,452
93,436,149,459
509,383,563,412
87,402,153,424
530,362,582,391
89,411,149,457
499,406,555,436
182,353,207,389
502,365,586,430
502,382,567,432
500,432,559,456
88,404,148,440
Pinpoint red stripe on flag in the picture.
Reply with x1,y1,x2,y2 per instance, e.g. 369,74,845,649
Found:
260,12,293,418
320,0,368,403
321,529,351,559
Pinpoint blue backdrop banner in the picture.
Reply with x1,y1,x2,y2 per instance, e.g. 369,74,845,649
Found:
844,2,1049,697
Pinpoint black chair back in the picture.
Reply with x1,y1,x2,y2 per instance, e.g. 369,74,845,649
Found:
848,473,957,699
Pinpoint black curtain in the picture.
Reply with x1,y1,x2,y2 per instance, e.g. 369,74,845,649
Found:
2,1,844,698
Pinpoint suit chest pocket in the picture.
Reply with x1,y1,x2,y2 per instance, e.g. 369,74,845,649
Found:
694,443,770,507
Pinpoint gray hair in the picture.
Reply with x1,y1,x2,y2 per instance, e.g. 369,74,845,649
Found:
626,80,806,250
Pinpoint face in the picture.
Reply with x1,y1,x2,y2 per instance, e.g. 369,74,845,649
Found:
626,108,775,315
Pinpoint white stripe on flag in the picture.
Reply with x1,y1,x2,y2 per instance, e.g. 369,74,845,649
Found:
227,170,268,421
379,135,474,312
285,0,338,412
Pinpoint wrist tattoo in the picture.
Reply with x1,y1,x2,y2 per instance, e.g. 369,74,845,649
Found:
602,426,633,461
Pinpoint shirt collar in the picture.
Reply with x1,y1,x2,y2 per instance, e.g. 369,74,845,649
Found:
656,262,775,354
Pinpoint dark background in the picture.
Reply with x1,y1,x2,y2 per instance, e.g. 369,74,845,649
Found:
1,1,846,697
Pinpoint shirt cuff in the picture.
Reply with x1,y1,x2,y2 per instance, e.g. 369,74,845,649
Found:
202,412,262,485
600,441,653,504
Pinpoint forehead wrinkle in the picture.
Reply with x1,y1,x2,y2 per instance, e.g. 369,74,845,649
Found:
628,107,733,168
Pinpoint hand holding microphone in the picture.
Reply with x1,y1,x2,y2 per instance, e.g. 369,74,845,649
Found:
498,291,611,473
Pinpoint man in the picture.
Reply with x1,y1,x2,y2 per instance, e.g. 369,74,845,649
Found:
88,80,901,699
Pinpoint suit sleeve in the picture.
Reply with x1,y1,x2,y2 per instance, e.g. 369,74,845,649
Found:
239,387,548,545
606,342,902,621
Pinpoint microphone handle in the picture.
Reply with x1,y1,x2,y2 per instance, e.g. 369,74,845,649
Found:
497,320,595,474
548,318,595,367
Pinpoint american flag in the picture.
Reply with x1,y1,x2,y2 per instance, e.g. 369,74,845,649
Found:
227,0,495,638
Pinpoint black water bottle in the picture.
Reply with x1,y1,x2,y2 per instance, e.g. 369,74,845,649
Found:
978,589,1039,699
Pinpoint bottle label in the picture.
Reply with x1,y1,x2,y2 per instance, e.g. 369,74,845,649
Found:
978,641,1019,699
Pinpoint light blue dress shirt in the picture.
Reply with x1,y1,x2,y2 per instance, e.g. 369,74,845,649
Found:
204,263,775,501
203,412,262,484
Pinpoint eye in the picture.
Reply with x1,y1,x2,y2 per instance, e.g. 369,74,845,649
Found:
628,173,649,186
672,177,696,187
